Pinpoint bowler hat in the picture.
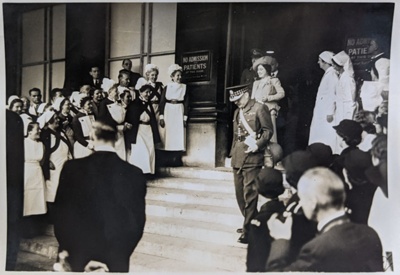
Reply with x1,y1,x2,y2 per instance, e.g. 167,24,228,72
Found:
227,84,250,102
255,168,284,199
333,120,363,140
282,151,318,188
306,143,333,167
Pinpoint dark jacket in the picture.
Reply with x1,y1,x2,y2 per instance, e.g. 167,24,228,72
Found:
71,112,93,148
266,215,383,272
53,151,146,272
246,199,285,272
230,99,273,168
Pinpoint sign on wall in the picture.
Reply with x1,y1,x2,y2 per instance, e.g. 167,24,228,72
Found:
345,37,373,70
181,50,212,82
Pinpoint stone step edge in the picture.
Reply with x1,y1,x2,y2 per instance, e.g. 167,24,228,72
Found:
156,166,234,181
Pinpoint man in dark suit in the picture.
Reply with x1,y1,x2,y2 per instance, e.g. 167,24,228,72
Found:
53,120,146,272
266,167,383,272
6,110,25,270
83,65,104,89
122,59,141,88
229,84,273,243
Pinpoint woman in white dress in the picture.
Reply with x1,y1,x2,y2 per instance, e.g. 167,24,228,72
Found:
251,61,285,143
125,85,161,174
38,110,73,208
24,122,47,217
159,64,189,151
136,64,165,149
331,51,357,154
98,84,128,160
71,97,96,159
308,51,338,150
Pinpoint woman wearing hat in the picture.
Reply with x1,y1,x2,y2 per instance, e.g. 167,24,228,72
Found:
38,111,73,215
135,64,165,147
308,51,338,150
332,51,357,125
125,84,161,174
159,64,189,152
98,84,128,160
251,58,285,143
53,97,75,145
23,122,47,217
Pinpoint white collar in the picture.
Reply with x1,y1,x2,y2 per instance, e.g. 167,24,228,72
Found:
317,210,346,232
94,145,116,153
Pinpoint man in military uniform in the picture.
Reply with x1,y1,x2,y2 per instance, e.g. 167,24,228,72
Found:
229,84,274,243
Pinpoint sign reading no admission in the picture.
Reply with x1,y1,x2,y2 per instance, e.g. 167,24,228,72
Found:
346,37,373,70
182,51,211,82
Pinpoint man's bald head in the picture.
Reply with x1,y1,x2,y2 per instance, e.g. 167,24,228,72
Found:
297,167,346,221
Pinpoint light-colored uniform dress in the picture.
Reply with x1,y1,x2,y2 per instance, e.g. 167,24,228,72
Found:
73,113,95,159
45,132,72,202
308,66,338,150
162,82,187,151
251,76,285,143
129,107,155,174
24,138,47,216
333,71,357,154
106,102,127,160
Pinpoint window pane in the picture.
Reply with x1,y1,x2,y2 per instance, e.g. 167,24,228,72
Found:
21,65,45,98
109,59,141,84
110,3,142,58
52,61,65,90
52,5,66,60
151,3,177,53
22,9,45,64
149,55,175,85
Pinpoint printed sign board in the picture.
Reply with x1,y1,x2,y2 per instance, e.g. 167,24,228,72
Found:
181,51,212,82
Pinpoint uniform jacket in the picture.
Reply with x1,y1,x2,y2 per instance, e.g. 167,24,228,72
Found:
266,215,383,272
230,99,273,168
53,151,147,272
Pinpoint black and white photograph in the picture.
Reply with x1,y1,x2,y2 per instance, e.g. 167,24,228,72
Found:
1,0,400,273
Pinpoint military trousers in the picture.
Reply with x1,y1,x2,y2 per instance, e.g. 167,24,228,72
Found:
233,166,260,234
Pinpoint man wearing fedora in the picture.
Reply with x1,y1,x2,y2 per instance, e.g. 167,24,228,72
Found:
228,84,273,244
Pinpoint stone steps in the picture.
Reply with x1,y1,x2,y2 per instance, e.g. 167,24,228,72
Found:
15,251,56,271
157,166,233,181
146,185,238,208
18,167,249,272
146,199,242,227
135,232,245,271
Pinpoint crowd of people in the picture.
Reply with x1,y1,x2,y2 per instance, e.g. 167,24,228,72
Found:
5,60,189,271
230,37,390,272
6,36,391,272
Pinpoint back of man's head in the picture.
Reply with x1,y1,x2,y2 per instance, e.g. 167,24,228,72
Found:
298,167,346,214
91,121,117,144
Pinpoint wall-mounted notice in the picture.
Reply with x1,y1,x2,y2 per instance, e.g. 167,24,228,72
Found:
181,50,212,82
346,37,373,69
